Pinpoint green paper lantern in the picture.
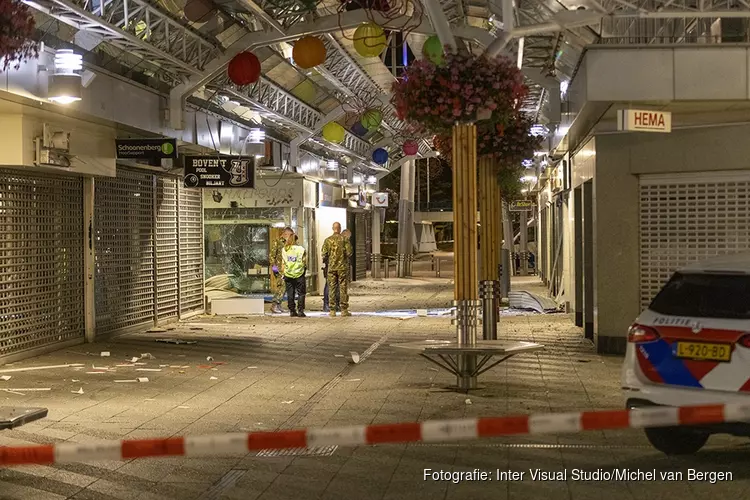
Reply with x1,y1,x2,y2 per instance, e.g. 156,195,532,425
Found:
292,79,316,103
361,109,382,131
353,22,387,58
322,122,345,144
422,35,444,65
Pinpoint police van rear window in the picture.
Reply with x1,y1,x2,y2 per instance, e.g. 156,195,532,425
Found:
649,272,750,319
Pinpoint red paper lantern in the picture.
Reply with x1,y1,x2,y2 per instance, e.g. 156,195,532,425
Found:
228,52,261,86
403,140,418,156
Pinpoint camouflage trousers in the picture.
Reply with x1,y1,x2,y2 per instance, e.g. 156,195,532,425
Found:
272,273,285,304
327,270,349,311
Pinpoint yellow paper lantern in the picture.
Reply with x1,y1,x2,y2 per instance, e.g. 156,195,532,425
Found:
322,122,345,144
353,22,387,58
292,79,317,104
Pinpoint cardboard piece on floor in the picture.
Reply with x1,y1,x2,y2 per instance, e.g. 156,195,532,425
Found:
72,388,84,394
100,352,110,357
0,376,11,381
0,364,85,374
349,352,360,364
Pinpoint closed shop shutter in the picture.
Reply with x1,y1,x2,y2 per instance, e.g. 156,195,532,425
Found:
0,169,84,359
95,168,156,335
355,213,366,280
178,185,204,316
639,172,750,309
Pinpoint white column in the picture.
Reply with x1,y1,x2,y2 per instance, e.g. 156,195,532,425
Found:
397,159,416,276
520,209,528,275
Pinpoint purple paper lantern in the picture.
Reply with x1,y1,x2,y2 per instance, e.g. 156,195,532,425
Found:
351,121,368,136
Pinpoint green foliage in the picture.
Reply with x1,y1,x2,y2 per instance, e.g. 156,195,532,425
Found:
497,164,525,201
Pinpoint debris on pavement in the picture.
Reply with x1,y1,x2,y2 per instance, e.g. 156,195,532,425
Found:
156,339,197,345
114,379,137,383
92,365,110,371
130,357,139,363
1,388,51,392
334,354,344,358
140,353,155,360
0,364,85,374
210,376,218,380
100,352,110,357
247,366,257,369
206,356,214,361
0,376,11,381
136,368,161,372
465,398,472,405
349,352,360,364
71,379,80,382
137,377,149,383
72,388,84,395
86,372,107,374
346,379,361,382
281,400,294,404
177,406,190,409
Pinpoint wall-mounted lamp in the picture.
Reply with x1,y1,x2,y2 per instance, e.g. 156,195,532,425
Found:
326,159,339,170
48,49,83,105
521,175,538,183
243,127,265,157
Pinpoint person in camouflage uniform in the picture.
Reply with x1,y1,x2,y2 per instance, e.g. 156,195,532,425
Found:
321,222,352,317
269,226,293,314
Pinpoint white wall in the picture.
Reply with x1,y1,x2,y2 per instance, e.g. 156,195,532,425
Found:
315,207,347,294
202,177,305,209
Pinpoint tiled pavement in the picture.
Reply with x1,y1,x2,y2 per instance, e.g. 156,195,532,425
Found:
1,269,749,500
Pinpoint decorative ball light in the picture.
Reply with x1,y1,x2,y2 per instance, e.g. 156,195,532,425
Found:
227,52,261,86
372,148,388,165
403,140,418,156
292,36,327,69
292,79,316,103
351,121,368,136
422,35,444,65
360,108,382,130
322,122,346,144
353,22,387,58
184,0,215,23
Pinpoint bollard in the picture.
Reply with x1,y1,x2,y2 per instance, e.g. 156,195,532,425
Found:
435,258,441,278
499,249,511,299
383,258,390,279
480,281,498,340
372,254,381,280
396,254,406,278
405,254,413,277
452,299,480,391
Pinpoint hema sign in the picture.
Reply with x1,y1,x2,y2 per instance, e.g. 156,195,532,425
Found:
617,109,672,133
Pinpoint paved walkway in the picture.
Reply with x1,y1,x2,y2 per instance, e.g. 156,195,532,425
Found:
0,272,747,500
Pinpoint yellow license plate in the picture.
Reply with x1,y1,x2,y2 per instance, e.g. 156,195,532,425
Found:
676,342,732,362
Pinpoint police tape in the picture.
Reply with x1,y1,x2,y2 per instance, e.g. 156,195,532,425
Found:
1,403,748,466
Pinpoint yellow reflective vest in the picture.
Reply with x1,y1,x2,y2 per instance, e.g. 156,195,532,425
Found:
281,244,306,279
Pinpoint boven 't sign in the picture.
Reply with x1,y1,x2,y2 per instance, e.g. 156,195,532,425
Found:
617,109,672,133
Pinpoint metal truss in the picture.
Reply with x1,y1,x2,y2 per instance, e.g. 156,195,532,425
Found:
24,0,221,86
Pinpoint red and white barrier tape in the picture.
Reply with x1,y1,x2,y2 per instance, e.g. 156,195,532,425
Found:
2,403,748,466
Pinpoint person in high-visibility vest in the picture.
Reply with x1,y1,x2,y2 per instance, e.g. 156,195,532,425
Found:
281,232,307,317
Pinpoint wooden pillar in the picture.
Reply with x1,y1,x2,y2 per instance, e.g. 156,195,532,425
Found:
452,123,478,301
478,156,497,282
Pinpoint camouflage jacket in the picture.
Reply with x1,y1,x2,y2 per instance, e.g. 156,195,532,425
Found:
269,237,286,268
321,233,351,272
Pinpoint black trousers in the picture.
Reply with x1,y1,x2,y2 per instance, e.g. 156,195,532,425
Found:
284,275,306,313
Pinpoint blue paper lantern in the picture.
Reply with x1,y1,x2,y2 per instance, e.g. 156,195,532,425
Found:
372,148,388,165
351,121,368,136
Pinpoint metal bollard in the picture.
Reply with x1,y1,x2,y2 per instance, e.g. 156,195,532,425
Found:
396,254,406,278
405,254,413,277
452,299,480,391
371,254,381,280
480,280,498,340
383,258,390,278
435,258,441,277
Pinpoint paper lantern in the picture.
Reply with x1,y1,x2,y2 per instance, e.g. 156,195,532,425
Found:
403,140,418,156
372,148,388,165
353,22,387,58
292,36,326,69
361,109,382,130
351,122,368,136
227,52,261,86
422,35,444,65
184,0,215,23
322,122,345,144
292,79,316,103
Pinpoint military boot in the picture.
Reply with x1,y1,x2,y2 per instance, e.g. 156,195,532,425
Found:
329,310,337,317
341,310,352,317
271,303,283,314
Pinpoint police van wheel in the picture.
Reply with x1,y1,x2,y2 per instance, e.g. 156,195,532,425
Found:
644,427,708,455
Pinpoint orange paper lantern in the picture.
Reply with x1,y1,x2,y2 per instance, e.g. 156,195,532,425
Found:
292,36,327,69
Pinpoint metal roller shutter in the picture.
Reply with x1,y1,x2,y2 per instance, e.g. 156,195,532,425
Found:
354,213,366,280
0,169,84,358
155,177,179,322
95,168,155,335
178,184,204,316
639,172,750,309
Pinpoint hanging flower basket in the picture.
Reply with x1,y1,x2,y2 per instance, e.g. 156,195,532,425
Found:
391,51,527,134
0,0,39,71
433,113,542,167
